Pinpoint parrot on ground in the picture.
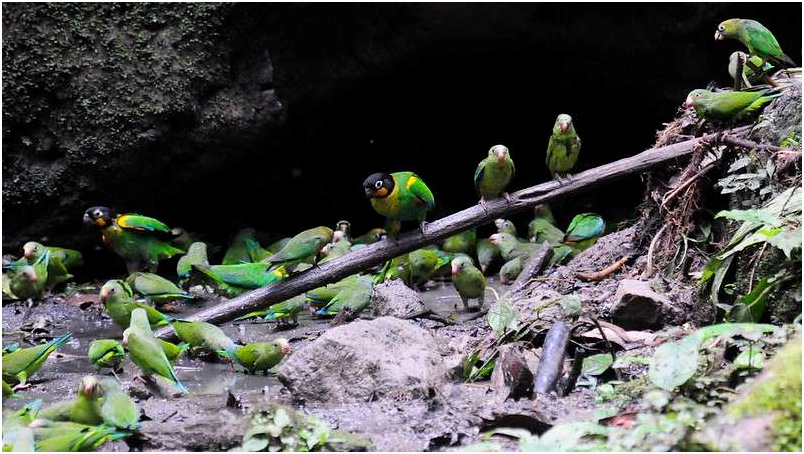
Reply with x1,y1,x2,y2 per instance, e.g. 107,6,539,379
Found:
546,114,582,180
381,255,411,286
38,376,104,425
474,144,516,208
499,257,523,284
3,257,48,300
30,419,129,452
88,339,125,370
494,219,518,236
234,294,307,326
191,263,288,296
98,378,140,431
316,275,375,318
451,256,486,311
22,241,82,289
729,51,774,88
83,206,184,272
99,280,172,330
160,339,190,363
442,229,477,255
476,238,502,275
124,308,187,393
533,204,556,225
223,228,268,265
715,18,796,69
2,400,41,451
263,226,334,269
563,213,606,252
306,274,360,309
352,228,386,245
408,248,450,288
170,319,237,358
177,242,209,286
226,339,291,374
529,218,565,244
684,88,780,122
3,333,72,387
363,172,435,238
489,233,540,261
126,272,192,307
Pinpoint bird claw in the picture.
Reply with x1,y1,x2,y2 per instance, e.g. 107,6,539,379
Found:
502,192,515,203
478,197,489,213
419,221,429,236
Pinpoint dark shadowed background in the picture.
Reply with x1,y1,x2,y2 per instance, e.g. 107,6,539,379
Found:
2,3,801,276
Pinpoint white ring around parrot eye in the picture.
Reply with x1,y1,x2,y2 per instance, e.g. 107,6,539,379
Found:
94,210,102,217
375,181,382,188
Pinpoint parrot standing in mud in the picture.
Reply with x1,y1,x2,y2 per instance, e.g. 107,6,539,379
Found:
99,280,172,330
159,339,190,363
352,228,386,245
170,319,237,358
317,274,375,318
235,294,306,326
126,272,192,306
306,274,361,309
29,418,129,452
21,241,82,289
729,51,774,88
451,256,486,311
4,257,48,300
546,114,582,180
499,257,524,284
124,308,187,393
494,219,518,237
88,339,125,370
529,218,565,245
83,206,184,272
177,242,209,286
263,226,334,269
2,400,40,451
684,88,780,122
39,376,104,425
381,255,411,286
563,213,606,252
363,172,435,238
715,19,796,70
3,333,72,387
408,248,450,288
442,229,477,255
227,339,291,374
98,378,140,431
476,238,502,275
192,263,288,296
474,144,515,208
223,228,267,265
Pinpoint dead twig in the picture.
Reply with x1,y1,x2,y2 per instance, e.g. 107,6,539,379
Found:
576,256,630,281
645,224,668,276
660,161,718,212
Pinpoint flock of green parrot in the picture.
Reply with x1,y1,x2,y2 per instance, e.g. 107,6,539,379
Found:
1,17,797,452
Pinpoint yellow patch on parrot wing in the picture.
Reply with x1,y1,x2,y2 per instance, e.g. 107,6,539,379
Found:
406,176,418,190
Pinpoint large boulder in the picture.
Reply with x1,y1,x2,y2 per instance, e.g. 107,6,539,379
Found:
277,317,446,403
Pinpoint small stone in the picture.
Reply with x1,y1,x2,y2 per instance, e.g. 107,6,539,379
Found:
611,279,673,330
371,280,426,318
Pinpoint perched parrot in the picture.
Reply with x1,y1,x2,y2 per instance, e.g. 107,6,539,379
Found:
176,242,209,286
262,226,334,269
22,241,82,289
715,18,796,68
334,220,352,243
88,339,125,370
499,257,523,284
352,228,386,245
451,256,486,311
442,229,477,255
3,333,72,386
319,240,352,264
234,294,306,326
474,144,515,207
191,263,288,296
489,233,540,261
306,274,360,308
363,172,435,238
30,419,129,452
126,272,192,306
265,237,292,254
546,114,582,180
228,339,291,374
729,51,774,88
223,228,267,265
684,88,781,122
159,339,190,363
170,319,237,357
494,218,518,236
98,378,140,431
563,213,606,252
528,218,565,244
316,275,375,318
99,280,172,330
124,308,187,393
408,248,450,288
476,238,502,275
533,204,556,225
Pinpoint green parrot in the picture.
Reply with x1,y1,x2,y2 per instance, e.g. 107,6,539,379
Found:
99,280,172,330
4,259,48,300
729,51,774,88
408,248,450,288
3,333,72,386
88,339,125,370
546,114,582,180
499,257,523,284
319,240,352,264
228,339,291,374
83,206,184,273
306,274,360,309
263,226,334,269
176,242,209,286
266,237,292,254
98,378,140,431
475,144,516,207
39,376,104,425
442,229,477,255
22,241,82,289
126,272,192,306
352,228,386,245
2,400,41,451
684,88,780,122
563,213,606,252
451,256,486,311
715,19,796,69
159,339,190,363
223,228,268,265
363,172,435,238
191,263,289,296
30,419,129,452
170,319,237,357
476,238,502,275
3,342,20,354
3,379,16,397
317,275,375,321
528,218,565,245
494,218,518,236
382,255,411,286
532,204,556,225
124,308,187,393
489,233,540,261
234,294,306,326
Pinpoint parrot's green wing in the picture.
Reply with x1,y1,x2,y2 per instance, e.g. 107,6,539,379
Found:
116,214,172,234
2,333,72,384
99,379,140,431
473,159,487,193
127,272,190,299
408,175,436,210
564,214,606,243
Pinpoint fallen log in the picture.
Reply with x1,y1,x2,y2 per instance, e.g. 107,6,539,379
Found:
511,242,553,294
155,126,751,339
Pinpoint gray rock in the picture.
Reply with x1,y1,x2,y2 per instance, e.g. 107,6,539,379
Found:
277,317,445,403
610,279,674,329
371,280,426,317
489,343,539,400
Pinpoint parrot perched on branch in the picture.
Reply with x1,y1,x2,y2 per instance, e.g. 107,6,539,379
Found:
474,144,515,208
546,114,581,180
715,18,796,69
684,88,780,122
363,172,435,238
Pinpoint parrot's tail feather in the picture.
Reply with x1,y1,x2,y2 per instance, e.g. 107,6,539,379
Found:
190,264,222,284
177,342,191,355
50,333,73,348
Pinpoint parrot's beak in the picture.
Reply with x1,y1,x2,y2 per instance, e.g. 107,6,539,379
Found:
364,187,373,197
332,231,346,243
489,234,500,245
99,287,110,302
496,150,506,163
530,237,536,243
494,219,503,229
122,330,129,347
278,339,291,355
684,97,694,108
82,213,94,226
560,122,569,133
82,379,97,396
23,245,35,259
451,265,460,275
714,30,723,40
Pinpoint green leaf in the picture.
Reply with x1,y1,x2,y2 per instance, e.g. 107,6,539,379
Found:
648,340,700,390
242,437,269,452
765,226,802,258
273,407,291,430
593,407,619,421
559,294,583,318
528,423,608,452
734,348,764,370
487,299,519,337
715,209,782,227
582,354,614,376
